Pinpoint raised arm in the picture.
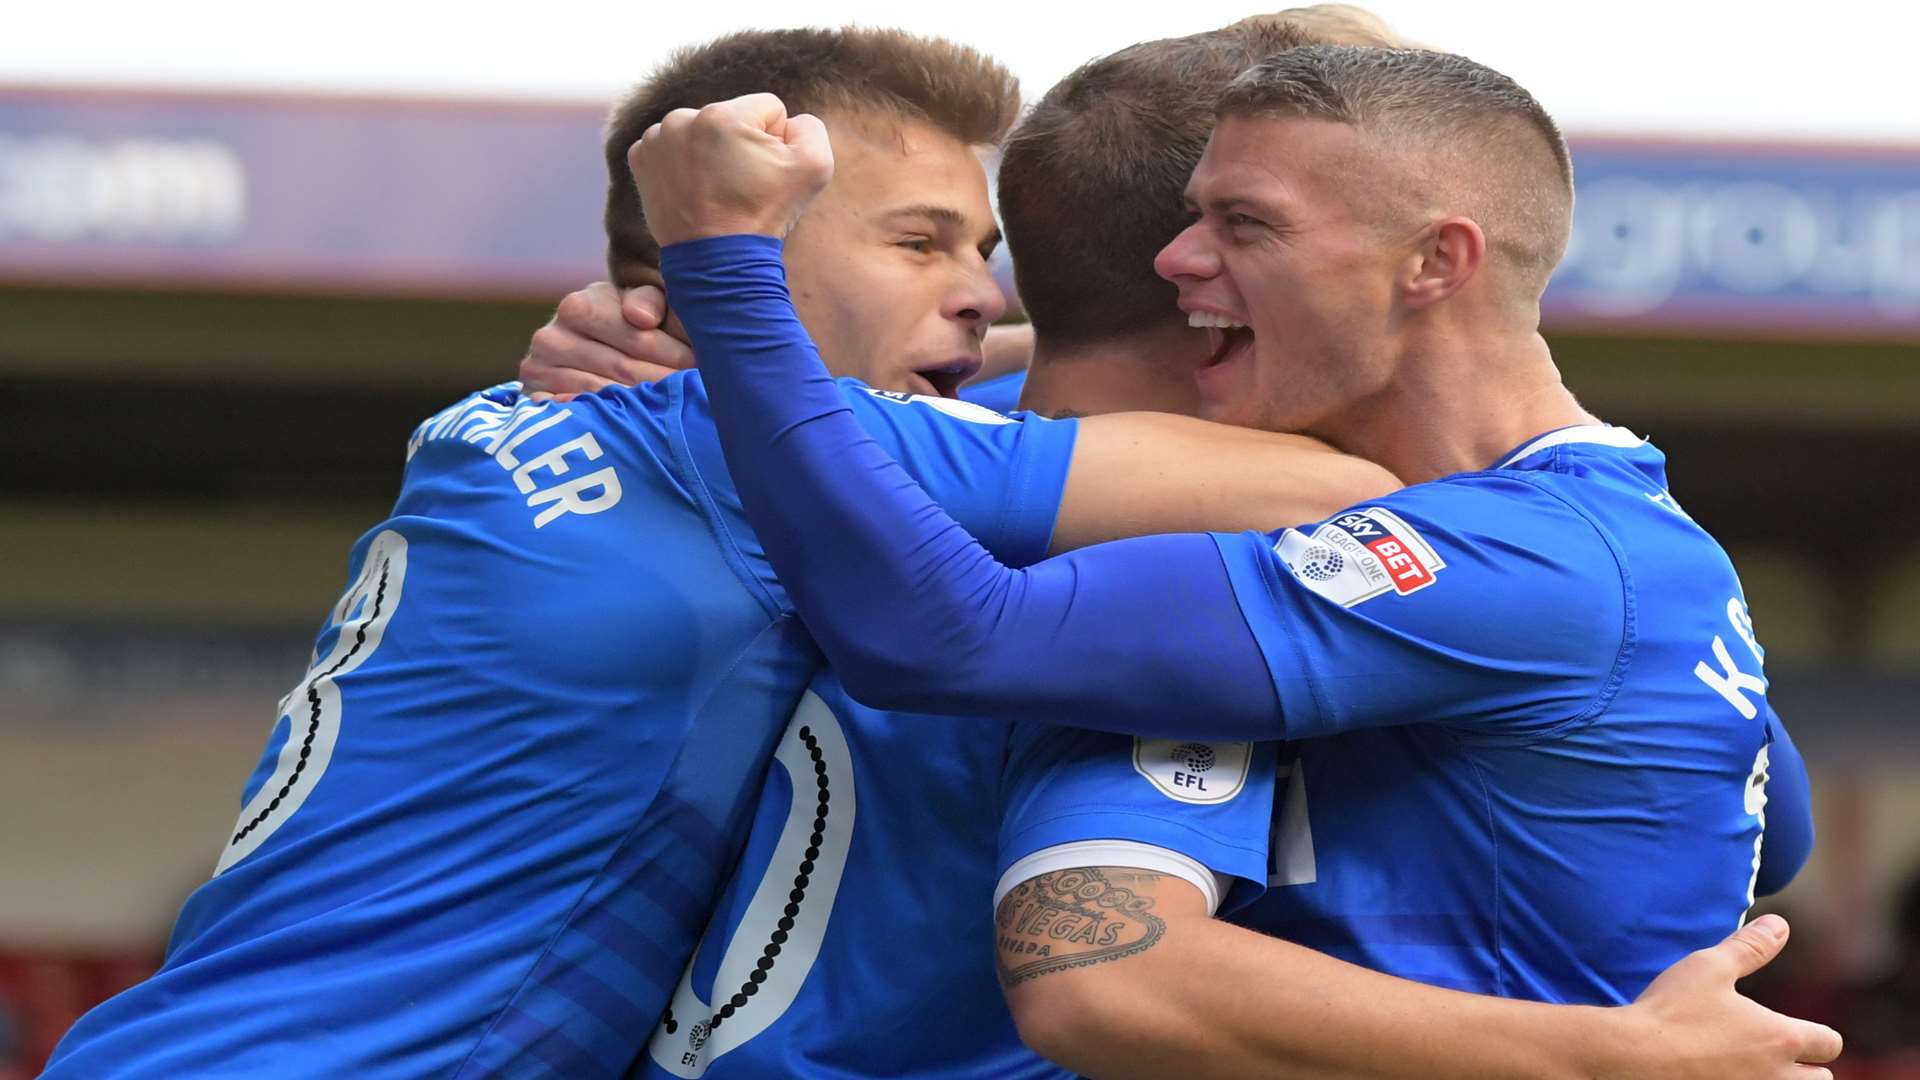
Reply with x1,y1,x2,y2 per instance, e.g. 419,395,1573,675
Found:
665,232,1280,737
996,868,1841,1080
633,95,1343,740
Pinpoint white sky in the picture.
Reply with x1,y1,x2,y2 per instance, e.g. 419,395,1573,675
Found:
5,0,1916,142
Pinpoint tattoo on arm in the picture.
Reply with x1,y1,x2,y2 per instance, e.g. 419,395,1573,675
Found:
995,867,1166,986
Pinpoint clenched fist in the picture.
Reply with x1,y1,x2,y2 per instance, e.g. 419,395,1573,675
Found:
629,92,835,246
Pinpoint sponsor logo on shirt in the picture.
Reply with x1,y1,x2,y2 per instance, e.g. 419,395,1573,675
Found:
1132,739,1252,804
1274,506,1445,607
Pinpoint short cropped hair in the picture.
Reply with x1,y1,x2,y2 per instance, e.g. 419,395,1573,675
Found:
1218,46,1574,293
604,28,1020,287
997,7,1403,347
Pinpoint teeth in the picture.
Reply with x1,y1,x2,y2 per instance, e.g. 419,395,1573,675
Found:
1187,312,1247,330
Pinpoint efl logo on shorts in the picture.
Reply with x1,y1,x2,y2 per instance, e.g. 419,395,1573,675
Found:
1275,507,1445,607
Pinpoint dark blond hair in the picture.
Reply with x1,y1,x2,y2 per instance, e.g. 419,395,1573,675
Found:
997,7,1404,347
604,28,1020,287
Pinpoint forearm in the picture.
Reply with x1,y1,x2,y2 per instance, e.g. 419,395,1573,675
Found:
1015,915,1626,1080
1002,869,1837,1080
1053,413,1400,553
664,235,1280,738
979,322,1035,382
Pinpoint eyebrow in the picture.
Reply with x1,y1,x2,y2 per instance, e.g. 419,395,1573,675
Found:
885,204,1002,253
1187,189,1289,223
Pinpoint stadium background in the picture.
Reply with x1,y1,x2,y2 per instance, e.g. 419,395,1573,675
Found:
1,2,1916,1073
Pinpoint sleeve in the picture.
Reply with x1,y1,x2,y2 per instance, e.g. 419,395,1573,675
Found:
1208,478,1632,741
995,723,1276,916
662,234,1282,740
673,371,1076,573
1757,704,1813,897
837,384,1073,570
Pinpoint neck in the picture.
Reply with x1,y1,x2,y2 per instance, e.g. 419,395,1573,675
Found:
1019,324,1208,417
1317,327,1598,485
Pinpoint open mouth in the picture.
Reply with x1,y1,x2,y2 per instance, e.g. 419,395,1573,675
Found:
911,357,984,399
1189,311,1255,370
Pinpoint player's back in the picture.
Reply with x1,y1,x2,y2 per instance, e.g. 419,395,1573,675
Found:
45,379,814,1079
639,673,1045,1079
47,375,1079,1079
639,667,1273,1080
1240,430,1784,1003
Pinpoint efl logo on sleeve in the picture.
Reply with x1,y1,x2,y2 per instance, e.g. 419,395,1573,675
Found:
1275,506,1446,607
1132,739,1252,804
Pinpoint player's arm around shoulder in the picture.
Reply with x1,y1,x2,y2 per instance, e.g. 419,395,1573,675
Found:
1051,413,1401,554
994,867,1843,1080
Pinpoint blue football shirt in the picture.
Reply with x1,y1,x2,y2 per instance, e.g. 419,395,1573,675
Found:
638,672,1274,1079
1219,427,1787,1002
44,376,1075,1080
650,237,1814,1011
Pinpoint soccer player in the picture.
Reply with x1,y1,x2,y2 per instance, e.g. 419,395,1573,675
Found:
42,29,1399,1080
628,33,1302,1078
528,16,1818,1077
627,48,1839,1077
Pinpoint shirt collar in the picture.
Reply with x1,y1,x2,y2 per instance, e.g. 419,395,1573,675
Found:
1495,424,1645,469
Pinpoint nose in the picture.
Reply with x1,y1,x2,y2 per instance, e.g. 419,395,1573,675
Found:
947,261,1008,334
1154,222,1220,284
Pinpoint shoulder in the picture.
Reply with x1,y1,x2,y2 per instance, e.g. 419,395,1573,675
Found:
1252,471,1626,615
841,381,1028,428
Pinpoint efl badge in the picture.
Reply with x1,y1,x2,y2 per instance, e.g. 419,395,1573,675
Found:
1132,739,1253,804
1275,506,1445,607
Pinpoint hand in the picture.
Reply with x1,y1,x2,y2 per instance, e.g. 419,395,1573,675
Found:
629,92,834,246
1616,915,1842,1079
520,283,693,399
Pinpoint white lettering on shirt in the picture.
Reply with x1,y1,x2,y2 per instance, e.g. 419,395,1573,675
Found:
411,393,625,529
